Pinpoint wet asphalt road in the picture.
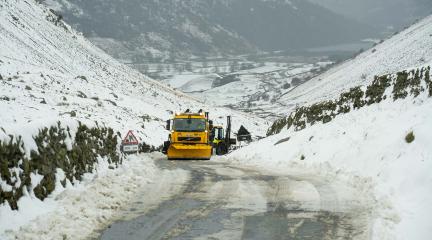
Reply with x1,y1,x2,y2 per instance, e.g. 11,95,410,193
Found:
99,158,372,240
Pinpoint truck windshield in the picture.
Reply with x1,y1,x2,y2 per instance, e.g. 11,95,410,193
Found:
173,118,206,132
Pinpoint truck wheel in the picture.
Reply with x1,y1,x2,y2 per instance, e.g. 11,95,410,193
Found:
162,141,170,154
216,143,227,155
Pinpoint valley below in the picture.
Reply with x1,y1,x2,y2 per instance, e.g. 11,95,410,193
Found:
130,55,334,120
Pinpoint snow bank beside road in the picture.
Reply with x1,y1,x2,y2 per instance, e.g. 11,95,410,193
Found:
0,153,187,240
227,95,432,239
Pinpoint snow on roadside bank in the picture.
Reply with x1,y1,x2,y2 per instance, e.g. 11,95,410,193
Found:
0,153,188,240
226,95,432,240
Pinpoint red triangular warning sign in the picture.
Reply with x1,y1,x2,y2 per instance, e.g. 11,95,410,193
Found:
122,130,139,145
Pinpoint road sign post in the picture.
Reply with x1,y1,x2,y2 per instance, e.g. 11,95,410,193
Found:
121,130,140,154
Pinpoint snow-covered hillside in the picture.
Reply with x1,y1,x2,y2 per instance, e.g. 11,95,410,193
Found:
164,74,220,93
279,15,432,113
0,0,268,149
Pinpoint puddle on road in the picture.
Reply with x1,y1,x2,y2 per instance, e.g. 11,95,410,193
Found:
242,203,364,240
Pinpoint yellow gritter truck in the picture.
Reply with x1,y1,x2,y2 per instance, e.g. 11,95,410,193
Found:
162,110,213,160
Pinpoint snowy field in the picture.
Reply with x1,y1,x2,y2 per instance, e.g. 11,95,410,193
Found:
164,73,221,92
163,62,332,119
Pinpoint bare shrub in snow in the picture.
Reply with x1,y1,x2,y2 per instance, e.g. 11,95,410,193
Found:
268,66,432,136
405,131,415,143
0,122,122,209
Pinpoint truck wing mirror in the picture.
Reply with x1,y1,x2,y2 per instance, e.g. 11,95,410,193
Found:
166,120,171,130
209,120,213,130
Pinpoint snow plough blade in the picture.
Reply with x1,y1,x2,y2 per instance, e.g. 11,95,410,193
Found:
167,143,212,160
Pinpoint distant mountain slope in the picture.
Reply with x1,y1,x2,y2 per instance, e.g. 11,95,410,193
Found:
308,0,432,31
278,15,432,112
205,0,375,51
42,0,375,61
43,0,258,60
